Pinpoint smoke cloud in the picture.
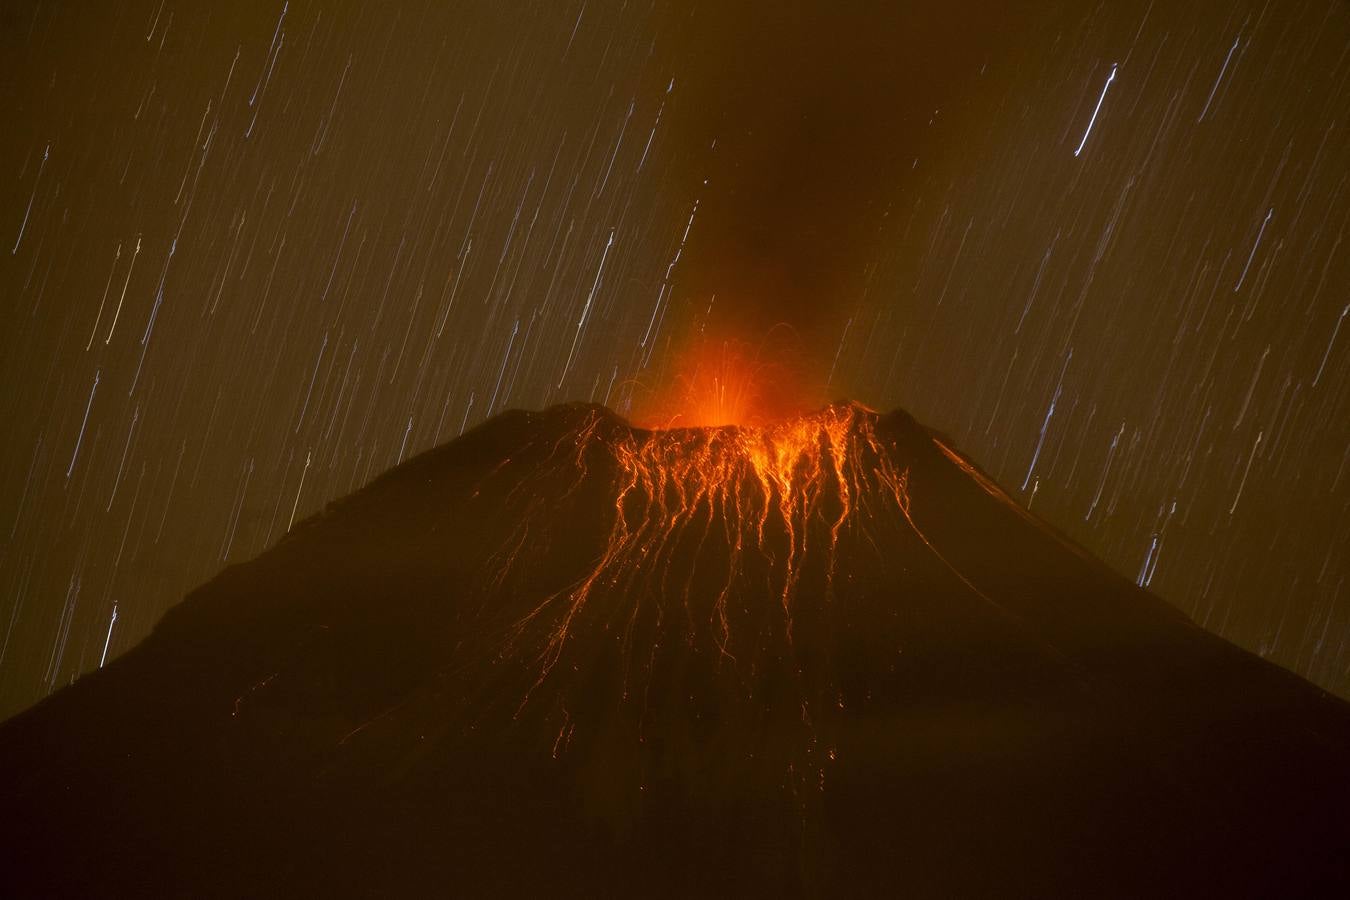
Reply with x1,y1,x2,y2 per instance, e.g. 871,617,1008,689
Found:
655,2,1031,415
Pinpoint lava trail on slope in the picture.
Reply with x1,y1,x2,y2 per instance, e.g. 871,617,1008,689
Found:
2,403,1349,898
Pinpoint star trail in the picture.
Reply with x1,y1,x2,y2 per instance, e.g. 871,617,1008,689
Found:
1,0,1348,721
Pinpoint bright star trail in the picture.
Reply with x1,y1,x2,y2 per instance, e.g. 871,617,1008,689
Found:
1073,63,1117,158
1,0,1349,723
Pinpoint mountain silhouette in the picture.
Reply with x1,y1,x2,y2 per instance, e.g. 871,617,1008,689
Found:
2,403,1348,898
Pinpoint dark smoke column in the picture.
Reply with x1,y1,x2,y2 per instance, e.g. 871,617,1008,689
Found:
655,2,1031,416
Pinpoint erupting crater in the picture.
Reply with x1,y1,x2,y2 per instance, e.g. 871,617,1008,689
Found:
4,401,1349,898
505,403,934,690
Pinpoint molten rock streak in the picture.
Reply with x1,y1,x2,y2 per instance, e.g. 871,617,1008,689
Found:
503,403,923,698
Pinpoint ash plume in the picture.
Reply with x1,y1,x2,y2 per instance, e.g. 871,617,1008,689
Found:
653,2,1032,408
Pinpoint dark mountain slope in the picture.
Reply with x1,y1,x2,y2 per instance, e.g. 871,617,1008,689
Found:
2,403,1348,898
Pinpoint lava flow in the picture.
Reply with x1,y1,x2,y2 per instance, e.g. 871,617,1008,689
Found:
501,402,917,697
9,404,1350,898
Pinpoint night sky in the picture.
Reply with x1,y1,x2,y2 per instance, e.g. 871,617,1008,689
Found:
2,0,1348,721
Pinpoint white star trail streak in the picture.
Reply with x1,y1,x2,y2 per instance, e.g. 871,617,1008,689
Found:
104,237,141,346
66,370,100,480
1073,64,1117,157
1312,304,1347,386
1234,208,1273,292
1023,350,1072,490
2,0,1349,721
98,606,118,668
559,229,614,387
1198,30,1243,123
11,143,48,255
287,451,312,533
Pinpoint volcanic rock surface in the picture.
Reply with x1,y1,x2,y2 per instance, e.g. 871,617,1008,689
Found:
3,403,1348,897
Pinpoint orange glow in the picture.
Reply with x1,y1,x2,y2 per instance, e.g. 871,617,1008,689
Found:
650,341,761,428
634,334,817,429
504,402,912,695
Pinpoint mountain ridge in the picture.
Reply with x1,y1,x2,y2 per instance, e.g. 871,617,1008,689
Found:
3,402,1348,898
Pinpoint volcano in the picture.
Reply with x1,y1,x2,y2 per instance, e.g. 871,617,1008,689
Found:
3,403,1348,897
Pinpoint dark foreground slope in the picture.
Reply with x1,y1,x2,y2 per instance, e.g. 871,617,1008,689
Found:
2,404,1348,898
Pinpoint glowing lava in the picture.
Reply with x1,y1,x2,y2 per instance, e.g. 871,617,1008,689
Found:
634,335,819,428
505,402,915,694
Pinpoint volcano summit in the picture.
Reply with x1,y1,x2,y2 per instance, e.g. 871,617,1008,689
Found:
3,404,1349,897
